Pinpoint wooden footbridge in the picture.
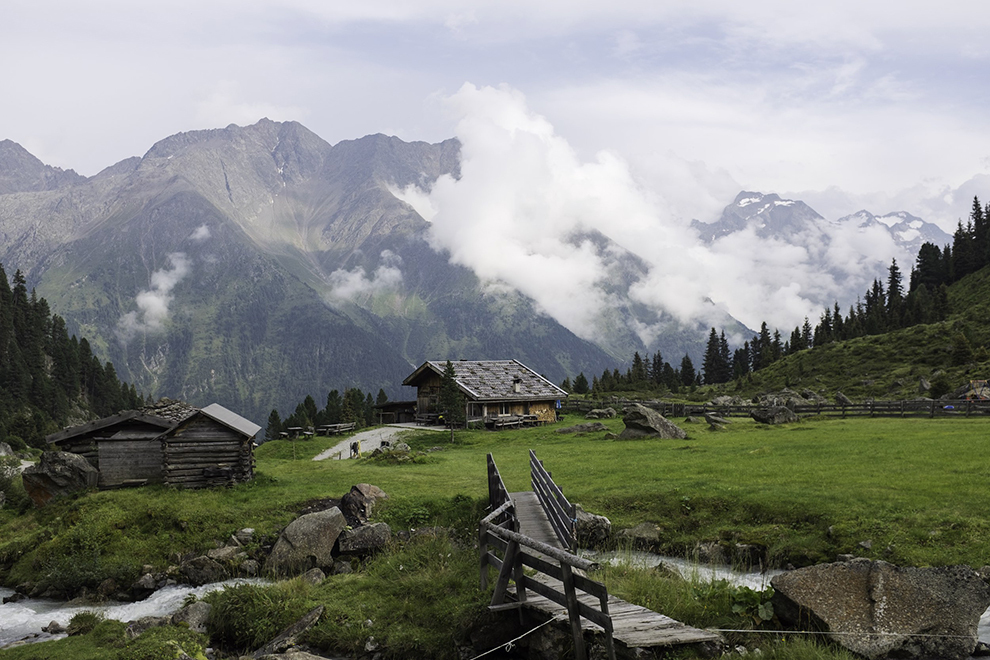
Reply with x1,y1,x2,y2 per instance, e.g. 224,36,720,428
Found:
479,451,722,659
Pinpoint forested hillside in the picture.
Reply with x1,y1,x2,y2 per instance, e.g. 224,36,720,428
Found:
0,264,142,449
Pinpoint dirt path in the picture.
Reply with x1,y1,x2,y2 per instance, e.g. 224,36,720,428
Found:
311,424,441,461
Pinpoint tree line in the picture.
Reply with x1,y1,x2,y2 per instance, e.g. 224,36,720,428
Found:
0,265,143,449
579,197,989,392
265,387,390,441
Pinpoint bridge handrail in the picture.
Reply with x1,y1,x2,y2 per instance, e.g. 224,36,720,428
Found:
530,449,577,550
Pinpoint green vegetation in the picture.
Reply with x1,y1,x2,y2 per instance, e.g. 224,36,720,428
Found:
3,415,990,658
0,265,143,449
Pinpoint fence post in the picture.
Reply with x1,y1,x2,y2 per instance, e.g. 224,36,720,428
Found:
560,563,588,660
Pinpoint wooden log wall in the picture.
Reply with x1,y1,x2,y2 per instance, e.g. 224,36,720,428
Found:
163,417,254,489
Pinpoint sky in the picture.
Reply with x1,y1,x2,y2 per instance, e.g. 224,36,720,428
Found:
5,0,990,335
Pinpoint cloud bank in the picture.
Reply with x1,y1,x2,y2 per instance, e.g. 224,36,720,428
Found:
417,84,930,341
326,250,404,301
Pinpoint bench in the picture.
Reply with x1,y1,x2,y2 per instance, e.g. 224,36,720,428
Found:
318,422,356,435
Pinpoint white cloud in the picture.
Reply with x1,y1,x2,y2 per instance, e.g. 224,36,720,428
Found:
117,253,192,342
326,250,404,301
189,224,211,241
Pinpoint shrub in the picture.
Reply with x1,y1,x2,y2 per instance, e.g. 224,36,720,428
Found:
204,580,314,651
66,610,103,636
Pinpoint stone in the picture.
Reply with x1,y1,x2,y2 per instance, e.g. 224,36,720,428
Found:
234,528,255,545
251,605,324,659
555,422,608,434
179,556,227,586
207,546,241,562
771,559,990,659
750,406,799,425
337,522,391,555
300,567,326,585
919,377,931,394
393,442,410,452
171,600,212,633
339,484,389,526
617,522,663,549
125,616,170,640
835,391,854,406
703,413,730,426
131,572,158,599
618,404,687,440
21,451,99,507
97,578,117,598
42,620,65,634
575,504,611,548
585,407,617,419
239,559,260,577
264,507,347,577
0,441,12,456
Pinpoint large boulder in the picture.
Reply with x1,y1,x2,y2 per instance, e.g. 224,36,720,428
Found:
618,404,686,440
21,451,99,507
264,507,347,577
337,522,392,555
0,441,12,456
750,406,799,425
179,555,228,586
836,391,855,406
555,422,608,434
339,483,389,526
771,559,990,659
585,408,617,419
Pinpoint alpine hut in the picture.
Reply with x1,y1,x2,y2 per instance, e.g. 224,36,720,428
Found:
162,403,260,488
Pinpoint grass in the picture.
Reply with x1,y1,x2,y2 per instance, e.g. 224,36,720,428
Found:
4,416,989,659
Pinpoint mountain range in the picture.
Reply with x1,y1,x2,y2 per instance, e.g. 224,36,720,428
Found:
0,121,954,421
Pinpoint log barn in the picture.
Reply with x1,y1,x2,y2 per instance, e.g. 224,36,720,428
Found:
402,359,567,427
46,402,260,489
162,403,260,489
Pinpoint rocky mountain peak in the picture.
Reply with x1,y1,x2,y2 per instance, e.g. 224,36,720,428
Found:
0,139,85,194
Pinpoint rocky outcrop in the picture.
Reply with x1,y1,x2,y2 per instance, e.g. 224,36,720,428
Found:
618,404,686,440
771,559,990,659
21,451,99,507
585,407,617,419
0,441,12,456
264,507,347,577
836,391,854,406
750,406,798,425
171,600,212,633
340,483,389,526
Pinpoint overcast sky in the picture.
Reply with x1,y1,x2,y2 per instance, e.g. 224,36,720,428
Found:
4,0,989,229
5,1,990,335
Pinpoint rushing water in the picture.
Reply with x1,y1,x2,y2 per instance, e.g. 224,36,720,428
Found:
0,579,264,649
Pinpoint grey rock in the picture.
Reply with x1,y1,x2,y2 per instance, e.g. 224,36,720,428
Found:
337,522,391,555
179,556,227,586
750,406,799,425
0,441,12,456
618,403,687,440
125,615,170,640
300,567,326,585
617,522,663,549
919,377,931,394
703,413,730,426
171,600,212,633
264,507,347,577
234,528,255,545
555,422,608,434
42,620,65,634
835,391,854,406
575,504,610,548
251,605,325,659
21,451,99,507
393,442,410,452
239,559,260,577
207,545,241,562
339,483,389,526
771,559,990,659
131,572,158,598
585,407,617,419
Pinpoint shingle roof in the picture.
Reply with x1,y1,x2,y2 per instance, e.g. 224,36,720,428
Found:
404,359,567,402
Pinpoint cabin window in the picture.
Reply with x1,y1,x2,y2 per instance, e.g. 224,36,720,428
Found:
499,402,511,415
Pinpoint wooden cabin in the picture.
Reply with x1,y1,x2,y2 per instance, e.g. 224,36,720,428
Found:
162,403,260,489
46,402,260,490
46,412,175,488
402,359,568,427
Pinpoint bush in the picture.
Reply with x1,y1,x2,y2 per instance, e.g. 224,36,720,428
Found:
204,580,315,651
66,610,103,636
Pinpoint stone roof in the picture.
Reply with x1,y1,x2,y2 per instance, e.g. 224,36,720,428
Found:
140,398,198,423
404,359,567,402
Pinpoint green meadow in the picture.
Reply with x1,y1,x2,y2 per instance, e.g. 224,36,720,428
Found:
1,414,988,659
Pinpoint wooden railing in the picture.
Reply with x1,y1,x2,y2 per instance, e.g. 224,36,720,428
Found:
567,398,990,419
480,453,615,660
530,449,576,551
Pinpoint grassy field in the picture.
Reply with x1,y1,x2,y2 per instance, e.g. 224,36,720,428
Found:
2,414,988,659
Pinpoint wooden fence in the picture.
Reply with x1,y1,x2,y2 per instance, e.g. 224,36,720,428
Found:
480,454,615,660
530,449,577,551
566,398,990,419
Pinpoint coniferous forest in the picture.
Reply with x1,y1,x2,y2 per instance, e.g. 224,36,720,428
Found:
0,265,143,449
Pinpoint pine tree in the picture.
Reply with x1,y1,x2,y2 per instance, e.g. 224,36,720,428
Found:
679,355,695,387
573,372,589,394
265,409,283,442
438,360,466,428
702,328,725,385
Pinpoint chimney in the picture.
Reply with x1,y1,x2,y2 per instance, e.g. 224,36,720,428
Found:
513,378,522,394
